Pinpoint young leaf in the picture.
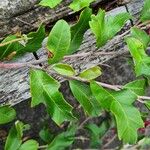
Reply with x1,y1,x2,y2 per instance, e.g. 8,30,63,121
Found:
126,37,150,76
106,12,131,39
0,35,24,60
47,20,71,64
131,27,150,49
89,9,131,47
89,9,106,47
123,79,146,96
39,128,54,143
5,121,24,150
19,140,39,150
30,69,75,125
140,0,150,22
0,106,16,124
145,101,150,110
69,80,101,116
52,63,76,76
69,0,95,12
68,7,92,54
0,25,45,60
79,66,101,80
39,0,62,8
47,125,77,150
85,123,107,148
90,81,144,144
19,24,45,53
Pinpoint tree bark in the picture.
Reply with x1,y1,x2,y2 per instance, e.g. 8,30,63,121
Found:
0,0,144,105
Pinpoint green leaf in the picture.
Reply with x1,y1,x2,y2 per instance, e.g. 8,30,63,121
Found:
39,128,54,143
90,81,113,110
69,0,95,12
79,66,101,80
106,12,131,39
89,9,131,47
140,0,150,22
85,123,107,148
39,0,62,8
131,27,150,49
90,81,144,144
145,101,150,110
126,37,150,76
0,25,45,60
139,137,150,149
0,35,24,60
0,106,16,124
69,80,101,116
30,69,75,125
89,9,106,47
52,63,76,76
47,20,71,64
47,125,77,150
19,24,45,53
5,121,24,150
123,79,146,96
68,8,92,54
19,140,39,150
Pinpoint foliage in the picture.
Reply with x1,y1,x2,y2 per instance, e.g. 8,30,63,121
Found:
68,7,92,54
30,69,75,125
0,106,16,124
47,20,71,64
89,9,131,47
0,25,45,60
140,0,150,22
0,0,150,149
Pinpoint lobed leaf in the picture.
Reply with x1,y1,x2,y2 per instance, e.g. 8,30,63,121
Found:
90,81,144,144
30,69,75,125
140,0,150,22
106,12,131,39
47,125,77,150
85,123,107,148
89,9,131,47
19,24,45,53
0,35,24,60
89,9,106,47
69,0,95,12
123,79,146,96
68,7,92,54
0,25,45,60
69,80,101,116
145,101,150,110
126,37,150,76
130,27,150,49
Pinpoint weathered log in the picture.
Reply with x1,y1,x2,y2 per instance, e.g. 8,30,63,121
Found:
0,0,144,106
0,0,103,37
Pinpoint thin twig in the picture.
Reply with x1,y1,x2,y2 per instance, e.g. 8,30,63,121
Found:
103,134,117,148
78,117,92,129
0,37,28,47
0,49,128,69
138,96,150,100
38,145,48,149
97,82,122,91
75,136,89,141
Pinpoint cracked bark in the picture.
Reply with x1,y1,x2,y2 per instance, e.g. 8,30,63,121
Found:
0,0,144,106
